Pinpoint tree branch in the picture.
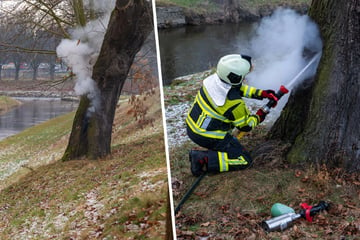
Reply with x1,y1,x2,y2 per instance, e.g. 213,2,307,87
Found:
21,0,72,38
0,42,56,55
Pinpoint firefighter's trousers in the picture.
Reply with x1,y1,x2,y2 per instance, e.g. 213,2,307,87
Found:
187,126,253,173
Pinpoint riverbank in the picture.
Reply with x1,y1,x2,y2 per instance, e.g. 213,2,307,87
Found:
0,96,22,115
0,87,168,239
0,80,77,99
156,0,310,28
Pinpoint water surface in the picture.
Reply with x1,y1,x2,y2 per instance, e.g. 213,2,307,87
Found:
0,98,78,141
158,23,257,85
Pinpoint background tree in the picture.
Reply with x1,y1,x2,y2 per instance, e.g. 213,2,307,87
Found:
62,0,153,160
269,0,359,171
0,25,9,81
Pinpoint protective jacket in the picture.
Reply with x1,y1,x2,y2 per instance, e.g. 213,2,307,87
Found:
186,74,264,140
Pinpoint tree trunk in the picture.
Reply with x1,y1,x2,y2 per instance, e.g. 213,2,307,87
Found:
14,64,20,81
269,0,360,171
32,67,38,81
62,0,153,160
49,62,55,81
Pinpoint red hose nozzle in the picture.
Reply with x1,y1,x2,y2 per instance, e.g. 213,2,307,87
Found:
279,85,289,94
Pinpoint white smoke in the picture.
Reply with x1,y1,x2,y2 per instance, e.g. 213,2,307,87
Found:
56,0,115,113
83,0,116,12
56,39,96,95
247,8,322,89
244,8,322,122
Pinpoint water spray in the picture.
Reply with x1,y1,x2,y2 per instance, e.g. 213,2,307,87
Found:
285,52,321,89
261,52,321,114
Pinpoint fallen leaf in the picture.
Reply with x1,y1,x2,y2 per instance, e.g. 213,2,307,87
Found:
295,170,303,177
200,222,211,227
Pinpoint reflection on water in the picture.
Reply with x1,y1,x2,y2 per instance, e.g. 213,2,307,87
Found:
159,23,257,85
0,98,78,141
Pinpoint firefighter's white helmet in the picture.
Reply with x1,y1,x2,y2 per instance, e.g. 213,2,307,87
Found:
216,54,252,86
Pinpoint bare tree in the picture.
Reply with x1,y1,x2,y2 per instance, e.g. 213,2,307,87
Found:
0,25,9,81
62,0,153,159
269,0,360,171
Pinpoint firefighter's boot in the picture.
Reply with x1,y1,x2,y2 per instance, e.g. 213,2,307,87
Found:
189,150,208,176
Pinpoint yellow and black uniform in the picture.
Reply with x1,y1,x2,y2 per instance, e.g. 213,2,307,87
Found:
186,76,265,173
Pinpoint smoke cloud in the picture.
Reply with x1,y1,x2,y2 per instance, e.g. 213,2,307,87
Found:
246,8,322,89
56,0,115,114
244,8,322,121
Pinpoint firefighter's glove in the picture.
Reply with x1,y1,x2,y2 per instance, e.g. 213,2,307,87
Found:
261,90,279,107
256,108,267,123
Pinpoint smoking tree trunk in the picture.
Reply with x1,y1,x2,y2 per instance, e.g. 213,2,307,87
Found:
62,0,152,160
269,0,360,171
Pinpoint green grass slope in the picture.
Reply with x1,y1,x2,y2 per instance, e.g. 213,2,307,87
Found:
0,89,168,239
0,96,22,115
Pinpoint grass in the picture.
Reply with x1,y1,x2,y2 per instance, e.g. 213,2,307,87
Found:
243,0,311,6
156,0,218,13
0,95,22,115
0,88,168,239
156,0,311,14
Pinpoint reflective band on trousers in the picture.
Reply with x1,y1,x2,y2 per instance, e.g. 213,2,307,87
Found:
218,152,229,172
218,152,249,172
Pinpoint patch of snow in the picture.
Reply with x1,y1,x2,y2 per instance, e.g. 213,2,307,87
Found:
136,168,167,192
165,103,192,148
84,190,104,223
137,168,164,178
53,213,69,231
0,159,29,181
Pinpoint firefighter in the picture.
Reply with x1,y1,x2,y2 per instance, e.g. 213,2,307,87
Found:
186,54,279,176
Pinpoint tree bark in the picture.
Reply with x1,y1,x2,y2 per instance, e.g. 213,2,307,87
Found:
14,64,20,81
269,0,360,171
62,0,153,160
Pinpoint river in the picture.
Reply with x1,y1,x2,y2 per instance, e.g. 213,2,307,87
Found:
0,98,78,141
158,22,258,85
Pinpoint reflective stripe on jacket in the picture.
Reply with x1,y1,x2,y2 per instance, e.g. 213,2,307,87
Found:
186,84,263,139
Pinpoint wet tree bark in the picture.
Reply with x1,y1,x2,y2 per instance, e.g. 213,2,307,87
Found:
269,0,360,171
62,0,153,160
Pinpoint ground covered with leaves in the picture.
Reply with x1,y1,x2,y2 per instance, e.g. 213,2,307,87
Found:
0,88,168,239
164,73,360,240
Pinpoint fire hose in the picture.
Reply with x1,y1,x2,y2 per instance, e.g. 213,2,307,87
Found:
174,172,206,215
